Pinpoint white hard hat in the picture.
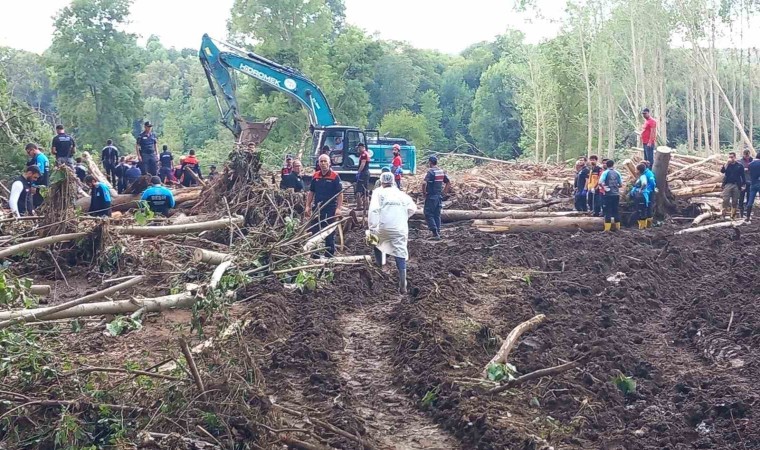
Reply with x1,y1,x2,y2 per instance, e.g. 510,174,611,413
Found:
380,172,394,185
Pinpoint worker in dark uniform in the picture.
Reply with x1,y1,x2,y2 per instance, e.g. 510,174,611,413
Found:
744,155,760,223
141,176,176,216
124,160,142,188
114,157,129,193
84,175,112,217
51,124,76,168
136,121,159,176
355,143,370,212
158,145,174,184
101,139,119,184
600,159,623,231
306,154,343,257
280,159,304,192
586,155,604,217
8,166,40,218
25,143,49,209
421,155,451,240
739,149,753,217
721,152,745,219
574,157,589,212
74,157,87,182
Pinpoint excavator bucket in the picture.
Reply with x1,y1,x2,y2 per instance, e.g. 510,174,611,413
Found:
237,117,278,147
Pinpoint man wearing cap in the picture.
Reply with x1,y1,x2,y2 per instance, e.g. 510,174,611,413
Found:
136,121,159,176
51,124,76,168
141,176,176,216
391,144,403,189
421,156,450,240
368,172,417,294
640,108,657,164
306,154,343,257
355,143,370,212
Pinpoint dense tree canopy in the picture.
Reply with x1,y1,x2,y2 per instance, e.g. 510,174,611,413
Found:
2,0,760,180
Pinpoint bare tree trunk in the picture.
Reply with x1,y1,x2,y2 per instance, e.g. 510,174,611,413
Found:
700,70,711,155
579,22,593,157
733,48,738,146
556,104,561,163
597,71,604,156
752,48,756,146
630,11,641,117
740,47,745,136
657,46,668,144
688,77,695,152
711,15,720,153
607,79,615,158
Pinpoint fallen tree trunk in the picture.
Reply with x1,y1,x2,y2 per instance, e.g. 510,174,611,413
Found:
75,188,201,213
671,183,722,198
111,216,243,237
0,232,88,259
30,285,51,296
193,249,233,265
0,276,145,325
510,197,571,213
501,196,540,205
667,154,721,181
692,210,717,225
474,217,605,233
482,314,546,378
652,146,674,219
412,208,579,223
676,220,744,235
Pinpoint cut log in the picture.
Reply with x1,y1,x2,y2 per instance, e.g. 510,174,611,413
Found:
75,188,201,213
81,152,117,196
0,232,88,259
412,208,578,223
193,249,232,265
474,217,605,233
510,197,572,213
30,285,51,296
501,196,540,205
692,211,717,225
676,220,744,235
0,276,145,326
111,216,243,237
183,166,207,187
623,159,639,180
303,219,343,252
652,146,675,219
482,314,546,378
671,183,722,198
667,154,721,181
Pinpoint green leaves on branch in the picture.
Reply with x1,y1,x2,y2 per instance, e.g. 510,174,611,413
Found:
486,362,518,382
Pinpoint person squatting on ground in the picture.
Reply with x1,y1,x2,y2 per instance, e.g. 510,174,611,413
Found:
368,172,417,294
101,139,120,185
599,159,623,232
574,157,589,212
422,156,451,240
739,149,753,217
721,152,745,219
51,124,76,168
745,155,760,223
9,166,41,218
136,121,159,176
586,155,604,217
306,154,344,257
85,175,112,217
141,176,176,216
631,163,651,229
355,143,371,212
25,143,49,209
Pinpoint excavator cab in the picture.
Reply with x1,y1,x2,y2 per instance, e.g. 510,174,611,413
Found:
310,126,366,180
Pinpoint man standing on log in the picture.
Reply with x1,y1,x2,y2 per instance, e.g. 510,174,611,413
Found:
368,172,417,294
744,155,760,223
51,125,76,168
586,155,603,217
136,121,159,176
306,154,343,257
8,166,40,218
739,149,753,217
574,157,589,212
640,108,657,165
84,175,112,217
720,152,745,220
599,159,623,231
141,176,175,216
101,139,119,185
422,155,451,240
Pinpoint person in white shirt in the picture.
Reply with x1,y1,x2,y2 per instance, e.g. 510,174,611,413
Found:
9,166,41,217
368,172,417,294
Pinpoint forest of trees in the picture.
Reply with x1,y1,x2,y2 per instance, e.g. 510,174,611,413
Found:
1,0,760,179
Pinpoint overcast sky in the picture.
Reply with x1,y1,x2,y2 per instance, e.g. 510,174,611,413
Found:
0,0,561,55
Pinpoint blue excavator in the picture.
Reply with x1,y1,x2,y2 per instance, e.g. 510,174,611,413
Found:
199,34,417,181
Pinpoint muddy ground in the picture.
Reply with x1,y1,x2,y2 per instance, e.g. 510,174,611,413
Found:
3,221,759,449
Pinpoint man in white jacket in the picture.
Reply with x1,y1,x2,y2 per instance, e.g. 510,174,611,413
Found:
368,172,417,294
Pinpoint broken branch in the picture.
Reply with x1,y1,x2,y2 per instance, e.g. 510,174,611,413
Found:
482,314,546,378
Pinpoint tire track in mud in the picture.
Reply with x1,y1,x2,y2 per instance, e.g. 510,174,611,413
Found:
337,302,461,450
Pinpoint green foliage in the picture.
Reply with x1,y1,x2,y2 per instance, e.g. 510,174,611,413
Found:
105,316,142,337
612,374,637,395
379,110,431,150
421,386,440,407
294,270,317,293
486,362,518,382
135,201,155,225
0,270,37,308
0,328,56,386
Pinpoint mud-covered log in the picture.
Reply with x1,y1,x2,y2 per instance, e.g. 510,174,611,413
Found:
0,232,88,259
652,146,674,219
111,216,243,237
474,217,605,233
692,210,717,225
30,285,51,296
193,249,232,265
482,314,546,378
676,220,744,235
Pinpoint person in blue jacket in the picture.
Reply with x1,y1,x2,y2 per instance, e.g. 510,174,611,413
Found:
643,161,657,227
141,176,176,216
85,175,112,217
25,143,49,209
630,163,651,229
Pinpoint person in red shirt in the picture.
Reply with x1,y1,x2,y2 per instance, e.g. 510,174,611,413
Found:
391,144,403,189
640,108,657,164
355,143,370,211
